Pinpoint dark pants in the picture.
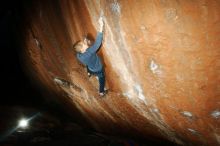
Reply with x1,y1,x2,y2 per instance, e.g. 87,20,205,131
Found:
87,67,105,93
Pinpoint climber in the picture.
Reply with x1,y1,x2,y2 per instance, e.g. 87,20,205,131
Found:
73,17,107,97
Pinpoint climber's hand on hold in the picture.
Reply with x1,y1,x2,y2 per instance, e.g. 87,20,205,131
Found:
98,17,104,32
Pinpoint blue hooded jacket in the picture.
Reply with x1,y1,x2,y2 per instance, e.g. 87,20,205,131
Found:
76,32,103,72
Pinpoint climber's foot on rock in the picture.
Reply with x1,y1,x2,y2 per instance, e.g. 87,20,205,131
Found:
99,89,108,97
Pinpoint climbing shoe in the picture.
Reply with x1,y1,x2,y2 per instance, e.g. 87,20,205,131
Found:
99,92,106,97
99,89,108,97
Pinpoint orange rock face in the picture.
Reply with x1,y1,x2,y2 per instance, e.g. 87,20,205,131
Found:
21,0,220,145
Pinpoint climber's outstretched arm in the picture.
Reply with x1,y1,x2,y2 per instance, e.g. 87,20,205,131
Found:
98,17,104,32
87,17,104,53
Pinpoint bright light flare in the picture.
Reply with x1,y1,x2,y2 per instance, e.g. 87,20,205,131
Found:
18,119,29,128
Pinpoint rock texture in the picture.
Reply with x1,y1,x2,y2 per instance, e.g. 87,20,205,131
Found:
20,0,220,145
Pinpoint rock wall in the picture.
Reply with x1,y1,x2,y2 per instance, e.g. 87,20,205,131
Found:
20,0,220,145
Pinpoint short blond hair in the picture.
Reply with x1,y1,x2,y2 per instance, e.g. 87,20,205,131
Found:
73,41,83,52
